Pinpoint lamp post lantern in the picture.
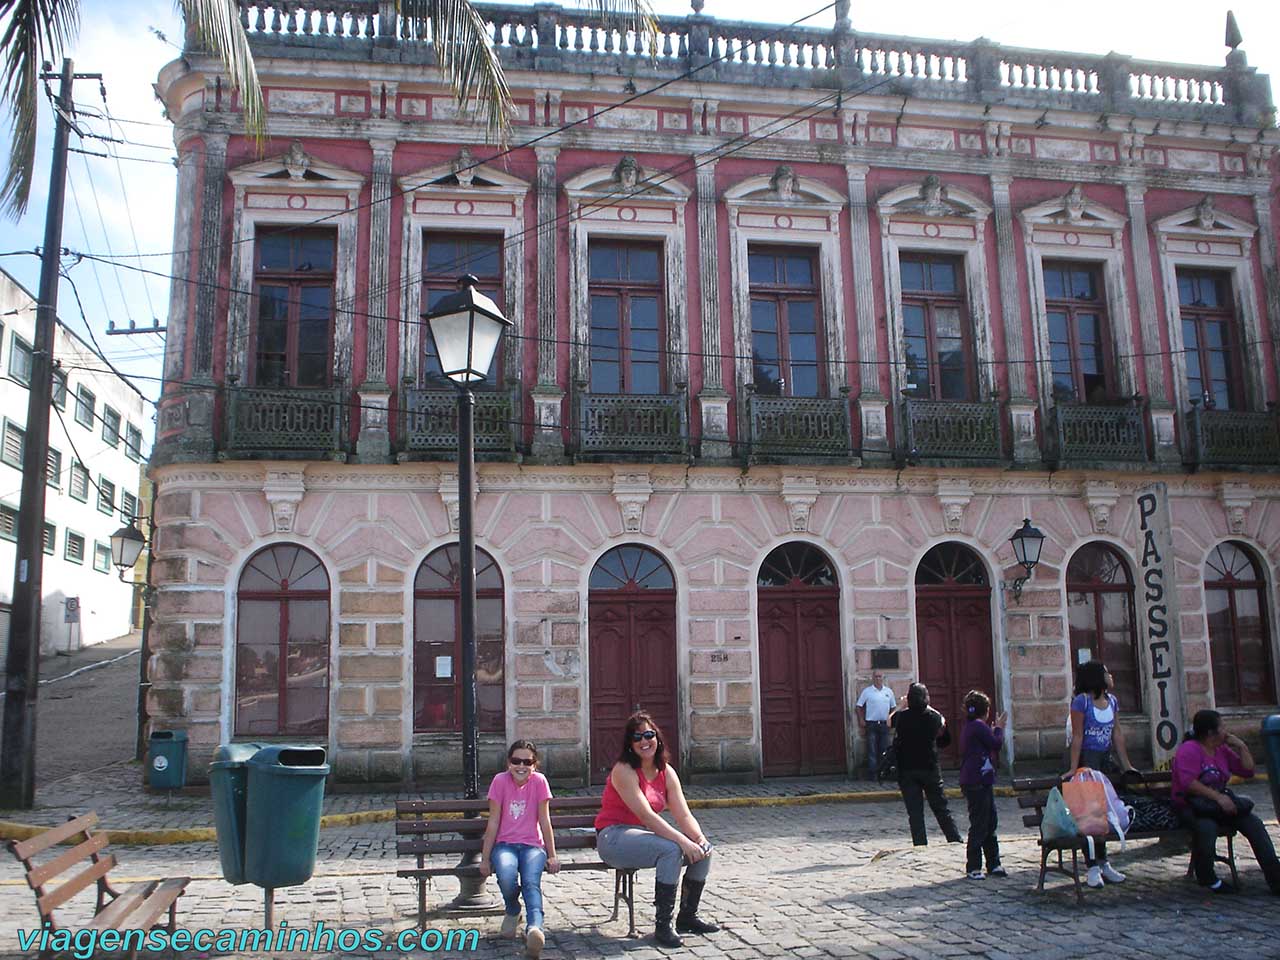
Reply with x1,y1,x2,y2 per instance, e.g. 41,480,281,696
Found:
1007,518,1046,604
422,275,511,909
109,520,147,581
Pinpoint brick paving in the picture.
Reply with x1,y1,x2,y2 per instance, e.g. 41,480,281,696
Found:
2,783,1278,959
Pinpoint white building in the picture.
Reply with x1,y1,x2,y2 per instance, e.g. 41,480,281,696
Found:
0,267,148,656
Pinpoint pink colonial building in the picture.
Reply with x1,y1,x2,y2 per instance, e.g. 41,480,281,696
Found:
149,1,1280,784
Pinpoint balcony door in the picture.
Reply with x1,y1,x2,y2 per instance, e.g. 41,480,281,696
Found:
588,545,679,783
900,254,973,402
251,228,336,388
588,242,664,395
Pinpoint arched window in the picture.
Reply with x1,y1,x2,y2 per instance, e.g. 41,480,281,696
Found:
588,544,675,590
1067,543,1141,710
1205,542,1276,706
235,544,330,736
915,543,988,586
758,542,837,587
414,545,505,732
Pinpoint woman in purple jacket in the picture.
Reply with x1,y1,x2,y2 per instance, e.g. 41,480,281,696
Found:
959,690,1007,880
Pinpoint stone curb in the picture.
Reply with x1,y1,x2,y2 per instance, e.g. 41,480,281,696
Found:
1,775,1266,846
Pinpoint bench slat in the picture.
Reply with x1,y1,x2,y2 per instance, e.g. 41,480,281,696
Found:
37,854,116,916
11,813,100,861
26,833,111,889
396,814,598,836
396,800,489,814
121,877,189,932
82,882,153,931
398,833,599,856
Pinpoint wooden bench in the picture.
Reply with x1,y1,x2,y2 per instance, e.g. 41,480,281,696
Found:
7,812,190,959
1013,771,1238,903
395,796,637,934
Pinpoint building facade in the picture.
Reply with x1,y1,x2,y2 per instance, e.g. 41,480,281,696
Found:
0,268,148,659
150,1,1280,783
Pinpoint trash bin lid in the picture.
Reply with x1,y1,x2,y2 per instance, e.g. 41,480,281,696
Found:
246,745,329,774
212,742,265,765
1263,714,1280,733
150,730,188,742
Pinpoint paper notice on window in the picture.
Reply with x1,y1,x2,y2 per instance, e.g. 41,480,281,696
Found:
435,656,453,679
1077,648,1092,665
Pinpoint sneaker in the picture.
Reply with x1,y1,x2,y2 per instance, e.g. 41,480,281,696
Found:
525,926,545,959
1100,862,1126,884
1207,879,1237,895
966,870,985,880
987,866,1008,878
1086,866,1104,889
500,914,520,939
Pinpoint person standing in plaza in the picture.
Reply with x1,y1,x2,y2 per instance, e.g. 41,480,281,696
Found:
479,740,560,958
959,690,1006,879
891,682,962,846
855,671,897,780
1065,660,1136,889
595,712,719,948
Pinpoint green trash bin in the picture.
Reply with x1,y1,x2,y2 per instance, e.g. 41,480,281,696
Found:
1262,715,1280,821
148,731,188,790
244,746,329,890
209,743,264,885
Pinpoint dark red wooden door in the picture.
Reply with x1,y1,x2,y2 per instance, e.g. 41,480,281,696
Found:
588,591,679,784
915,588,994,765
757,543,846,777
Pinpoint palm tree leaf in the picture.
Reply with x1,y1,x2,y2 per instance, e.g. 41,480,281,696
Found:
177,0,264,140
0,0,79,218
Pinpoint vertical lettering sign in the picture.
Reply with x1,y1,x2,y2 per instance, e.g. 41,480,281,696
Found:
1135,484,1187,770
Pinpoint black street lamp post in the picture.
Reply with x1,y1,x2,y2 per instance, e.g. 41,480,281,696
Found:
422,275,512,909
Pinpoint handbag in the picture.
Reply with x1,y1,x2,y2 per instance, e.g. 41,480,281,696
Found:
876,738,899,783
1041,786,1078,841
1187,788,1254,820
1124,794,1181,832
1062,770,1110,837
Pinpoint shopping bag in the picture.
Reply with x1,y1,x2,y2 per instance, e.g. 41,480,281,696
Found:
1062,770,1110,837
1041,787,1078,841
1072,767,1130,842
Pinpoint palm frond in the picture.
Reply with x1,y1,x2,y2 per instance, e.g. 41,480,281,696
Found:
583,0,658,45
402,0,512,141
0,0,79,218
177,0,264,140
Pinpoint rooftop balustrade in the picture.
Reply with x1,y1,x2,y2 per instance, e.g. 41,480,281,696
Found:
228,1,1272,125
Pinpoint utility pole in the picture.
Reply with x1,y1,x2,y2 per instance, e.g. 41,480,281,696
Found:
0,59,98,809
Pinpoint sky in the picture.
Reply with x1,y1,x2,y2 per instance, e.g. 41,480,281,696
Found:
2,0,1277,412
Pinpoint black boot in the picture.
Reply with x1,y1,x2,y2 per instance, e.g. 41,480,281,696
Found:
676,878,720,934
654,880,683,947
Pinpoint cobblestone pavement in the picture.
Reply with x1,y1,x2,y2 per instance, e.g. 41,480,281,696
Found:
3,785,1278,959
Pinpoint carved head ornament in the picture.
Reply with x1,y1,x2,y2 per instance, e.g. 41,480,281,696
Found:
770,165,798,201
614,155,641,190
1195,196,1216,230
283,141,310,180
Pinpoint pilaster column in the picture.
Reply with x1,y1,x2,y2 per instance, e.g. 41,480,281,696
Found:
845,164,890,463
193,132,228,379
991,174,1038,463
357,138,396,462
1125,182,1178,462
695,159,730,459
531,145,564,458
1252,190,1280,396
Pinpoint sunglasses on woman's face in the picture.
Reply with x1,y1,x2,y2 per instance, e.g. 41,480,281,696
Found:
509,757,536,766
630,731,658,742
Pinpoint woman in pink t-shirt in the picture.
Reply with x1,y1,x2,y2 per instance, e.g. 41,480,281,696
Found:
479,740,560,958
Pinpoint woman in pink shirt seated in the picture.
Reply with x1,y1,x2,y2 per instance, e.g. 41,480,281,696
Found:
594,711,718,948
1172,709,1280,895
479,740,560,958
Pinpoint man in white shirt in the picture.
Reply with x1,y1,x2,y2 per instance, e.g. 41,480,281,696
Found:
856,672,897,780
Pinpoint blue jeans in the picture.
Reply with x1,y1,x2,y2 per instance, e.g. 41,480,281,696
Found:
866,721,891,778
491,843,547,929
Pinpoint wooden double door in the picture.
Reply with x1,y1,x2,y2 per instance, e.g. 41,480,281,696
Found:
915,587,995,766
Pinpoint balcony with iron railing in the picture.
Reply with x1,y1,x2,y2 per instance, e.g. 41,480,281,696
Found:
223,383,347,459
229,2,1273,126
746,390,854,463
574,385,688,461
1048,401,1149,468
1188,403,1280,469
901,397,1003,464
398,385,519,460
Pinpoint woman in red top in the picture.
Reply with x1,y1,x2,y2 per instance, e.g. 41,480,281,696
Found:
595,711,718,947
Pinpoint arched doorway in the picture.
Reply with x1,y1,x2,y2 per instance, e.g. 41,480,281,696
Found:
588,545,679,784
1204,541,1276,706
234,543,330,737
1066,543,1141,710
914,543,994,765
757,543,845,776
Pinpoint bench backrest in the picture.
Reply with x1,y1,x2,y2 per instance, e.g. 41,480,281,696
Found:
395,797,604,858
1012,772,1173,830
7,813,114,925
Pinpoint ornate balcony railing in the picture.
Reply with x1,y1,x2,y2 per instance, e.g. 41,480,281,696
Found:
576,391,687,458
1189,406,1280,468
903,398,1003,462
224,386,345,457
400,387,517,457
748,394,853,461
1049,402,1148,465
231,2,1272,125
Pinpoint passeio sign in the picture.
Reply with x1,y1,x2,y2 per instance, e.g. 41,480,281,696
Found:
1135,483,1187,770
